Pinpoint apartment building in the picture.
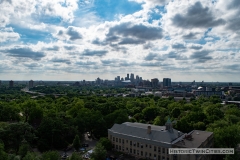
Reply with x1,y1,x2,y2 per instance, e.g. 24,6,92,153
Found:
108,120,213,160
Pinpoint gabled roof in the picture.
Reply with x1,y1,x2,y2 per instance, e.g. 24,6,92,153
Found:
108,122,182,144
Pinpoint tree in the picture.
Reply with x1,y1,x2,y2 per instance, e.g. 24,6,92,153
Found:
73,135,80,151
21,100,37,122
207,124,240,148
142,107,159,121
0,103,20,122
69,152,83,160
0,142,8,160
0,122,36,151
41,151,60,160
18,142,30,158
22,152,40,160
171,107,181,118
90,143,107,160
98,137,112,151
37,117,68,151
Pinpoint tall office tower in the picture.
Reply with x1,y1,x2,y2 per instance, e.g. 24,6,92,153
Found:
9,80,14,87
130,73,134,82
140,77,142,82
96,77,101,85
192,80,196,85
127,74,129,80
163,78,171,87
136,75,139,81
29,80,34,88
117,76,120,81
151,78,159,88
136,75,139,83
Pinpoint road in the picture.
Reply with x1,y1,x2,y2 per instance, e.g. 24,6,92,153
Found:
59,133,97,158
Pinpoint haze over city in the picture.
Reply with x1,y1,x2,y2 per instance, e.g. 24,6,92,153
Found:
0,0,240,81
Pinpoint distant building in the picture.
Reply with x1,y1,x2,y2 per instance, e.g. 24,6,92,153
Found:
151,78,159,88
130,73,134,82
108,120,213,160
29,80,34,88
96,77,101,85
74,81,80,86
9,80,14,87
163,78,171,87
127,74,129,80
194,90,223,97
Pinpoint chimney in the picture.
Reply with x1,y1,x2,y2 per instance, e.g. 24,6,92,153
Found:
147,126,151,134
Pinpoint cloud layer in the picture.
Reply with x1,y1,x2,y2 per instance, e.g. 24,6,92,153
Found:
0,0,239,81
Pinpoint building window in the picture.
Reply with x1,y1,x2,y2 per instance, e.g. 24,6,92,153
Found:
167,158,169,160
122,139,124,144
149,145,152,148
119,146,121,151
158,155,160,160
116,145,118,150
162,156,165,160
137,150,139,155
119,138,121,143
167,149,168,154
126,140,128,143
130,149,132,153
130,141,132,146
149,153,151,157
113,137,115,142
126,147,128,151
158,147,161,153
133,142,136,147
141,144,143,148
154,146,156,151
145,152,148,157
146,144,148,148
141,151,143,156
110,135,112,140
154,154,156,158
137,143,139,147
134,149,136,154
116,138,118,142
162,148,165,154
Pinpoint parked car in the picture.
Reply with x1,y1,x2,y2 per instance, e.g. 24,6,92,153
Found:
87,132,91,138
74,147,86,152
61,153,69,159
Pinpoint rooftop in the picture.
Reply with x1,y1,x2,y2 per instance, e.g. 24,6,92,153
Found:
173,130,213,148
108,122,182,144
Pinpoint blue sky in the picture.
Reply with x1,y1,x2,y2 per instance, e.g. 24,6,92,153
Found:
0,0,240,82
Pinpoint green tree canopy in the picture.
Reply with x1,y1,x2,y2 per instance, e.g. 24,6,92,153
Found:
90,143,107,160
73,135,80,151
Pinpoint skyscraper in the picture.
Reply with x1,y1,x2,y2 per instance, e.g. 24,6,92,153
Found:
29,80,34,88
163,78,171,87
130,73,134,82
9,80,14,87
151,78,159,88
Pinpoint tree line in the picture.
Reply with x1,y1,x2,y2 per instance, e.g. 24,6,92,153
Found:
0,86,240,160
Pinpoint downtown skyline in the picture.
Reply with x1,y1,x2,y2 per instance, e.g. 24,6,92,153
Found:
0,0,240,82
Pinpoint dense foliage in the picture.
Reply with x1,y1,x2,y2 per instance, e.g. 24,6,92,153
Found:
0,86,240,159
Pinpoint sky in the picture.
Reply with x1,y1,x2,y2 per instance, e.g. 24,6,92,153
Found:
0,0,240,82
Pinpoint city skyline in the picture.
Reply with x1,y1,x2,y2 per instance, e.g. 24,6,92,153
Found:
0,0,240,82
